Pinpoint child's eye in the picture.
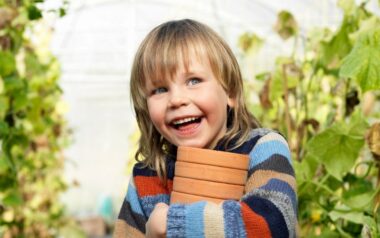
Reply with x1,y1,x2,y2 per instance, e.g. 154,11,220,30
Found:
188,78,201,86
152,87,167,95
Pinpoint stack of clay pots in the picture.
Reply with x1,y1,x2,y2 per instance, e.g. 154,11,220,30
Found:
170,146,249,204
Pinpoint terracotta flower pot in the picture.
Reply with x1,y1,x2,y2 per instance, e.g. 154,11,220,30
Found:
170,146,249,204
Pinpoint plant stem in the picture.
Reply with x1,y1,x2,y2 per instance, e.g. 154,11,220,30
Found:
282,64,293,148
374,162,380,215
296,35,312,161
336,223,352,238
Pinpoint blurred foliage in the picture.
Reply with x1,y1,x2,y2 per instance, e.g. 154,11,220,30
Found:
238,32,264,54
0,0,85,237
274,10,298,40
239,0,380,236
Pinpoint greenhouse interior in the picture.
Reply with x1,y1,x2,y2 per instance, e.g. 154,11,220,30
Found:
0,0,380,237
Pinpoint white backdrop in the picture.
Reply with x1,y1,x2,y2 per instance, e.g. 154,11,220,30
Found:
50,0,353,217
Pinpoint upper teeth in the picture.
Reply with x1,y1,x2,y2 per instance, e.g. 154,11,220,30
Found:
172,117,198,125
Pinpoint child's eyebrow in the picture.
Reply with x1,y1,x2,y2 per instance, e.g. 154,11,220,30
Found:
148,78,167,88
182,68,208,78
182,71,197,77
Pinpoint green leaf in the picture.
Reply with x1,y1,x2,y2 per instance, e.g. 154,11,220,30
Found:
27,5,42,20
255,72,270,81
13,93,28,111
338,0,356,16
320,19,354,70
343,174,373,200
349,16,380,42
2,136,17,170
269,70,283,102
340,29,380,92
59,8,66,17
343,190,376,209
316,230,341,238
0,95,9,120
329,208,376,227
341,172,380,210
325,175,342,191
4,75,25,92
0,121,9,138
294,154,319,181
0,51,16,77
306,111,368,180
0,156,8,173
285,63,302,89
268,58,297,102
238,32,264,53
307,28,333,52
346,109,370,137
25,50,46,76
3,190,23,206
274,10,298,40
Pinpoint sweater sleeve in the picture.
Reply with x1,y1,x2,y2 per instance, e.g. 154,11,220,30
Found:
113,176,146,238
166,131,298,238
114,162,173,238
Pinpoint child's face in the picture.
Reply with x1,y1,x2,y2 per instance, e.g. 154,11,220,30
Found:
145,55,235,149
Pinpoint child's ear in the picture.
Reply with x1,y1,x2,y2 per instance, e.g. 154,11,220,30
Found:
227,96,236,108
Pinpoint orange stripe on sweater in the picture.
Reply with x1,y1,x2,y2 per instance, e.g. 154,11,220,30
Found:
241,202,272,238
246,170,296,192
134,176,173,197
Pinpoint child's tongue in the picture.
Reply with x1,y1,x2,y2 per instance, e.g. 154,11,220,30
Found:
178,122,199,131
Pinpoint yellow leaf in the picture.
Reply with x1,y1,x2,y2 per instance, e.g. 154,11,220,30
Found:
311,209,322,223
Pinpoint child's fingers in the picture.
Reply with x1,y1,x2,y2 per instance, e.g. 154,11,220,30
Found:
154,202,169,209
145,202,168,238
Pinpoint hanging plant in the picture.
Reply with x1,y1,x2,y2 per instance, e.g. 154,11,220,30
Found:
240,0,380,236
0,1,84,237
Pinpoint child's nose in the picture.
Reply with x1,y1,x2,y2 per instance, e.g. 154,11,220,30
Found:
168,90,189,108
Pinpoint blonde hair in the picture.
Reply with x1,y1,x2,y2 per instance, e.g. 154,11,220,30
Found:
130,19,260,184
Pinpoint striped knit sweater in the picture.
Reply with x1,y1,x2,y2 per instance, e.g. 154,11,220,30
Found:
114,128,298,238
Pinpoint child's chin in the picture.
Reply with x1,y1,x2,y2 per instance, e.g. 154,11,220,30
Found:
176,141,206,149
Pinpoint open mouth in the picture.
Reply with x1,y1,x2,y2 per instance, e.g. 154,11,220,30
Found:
171,117,202,130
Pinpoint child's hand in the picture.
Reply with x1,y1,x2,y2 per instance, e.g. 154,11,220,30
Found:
145,202,168,238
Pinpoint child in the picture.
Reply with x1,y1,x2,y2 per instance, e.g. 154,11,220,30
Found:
114,19,297,238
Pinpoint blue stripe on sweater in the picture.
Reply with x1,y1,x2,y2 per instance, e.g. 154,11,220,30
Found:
126,183,144,216
223,201,246,238
260,179,298,215
185,202,206,238
140,194,170,217
249,140,291,169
